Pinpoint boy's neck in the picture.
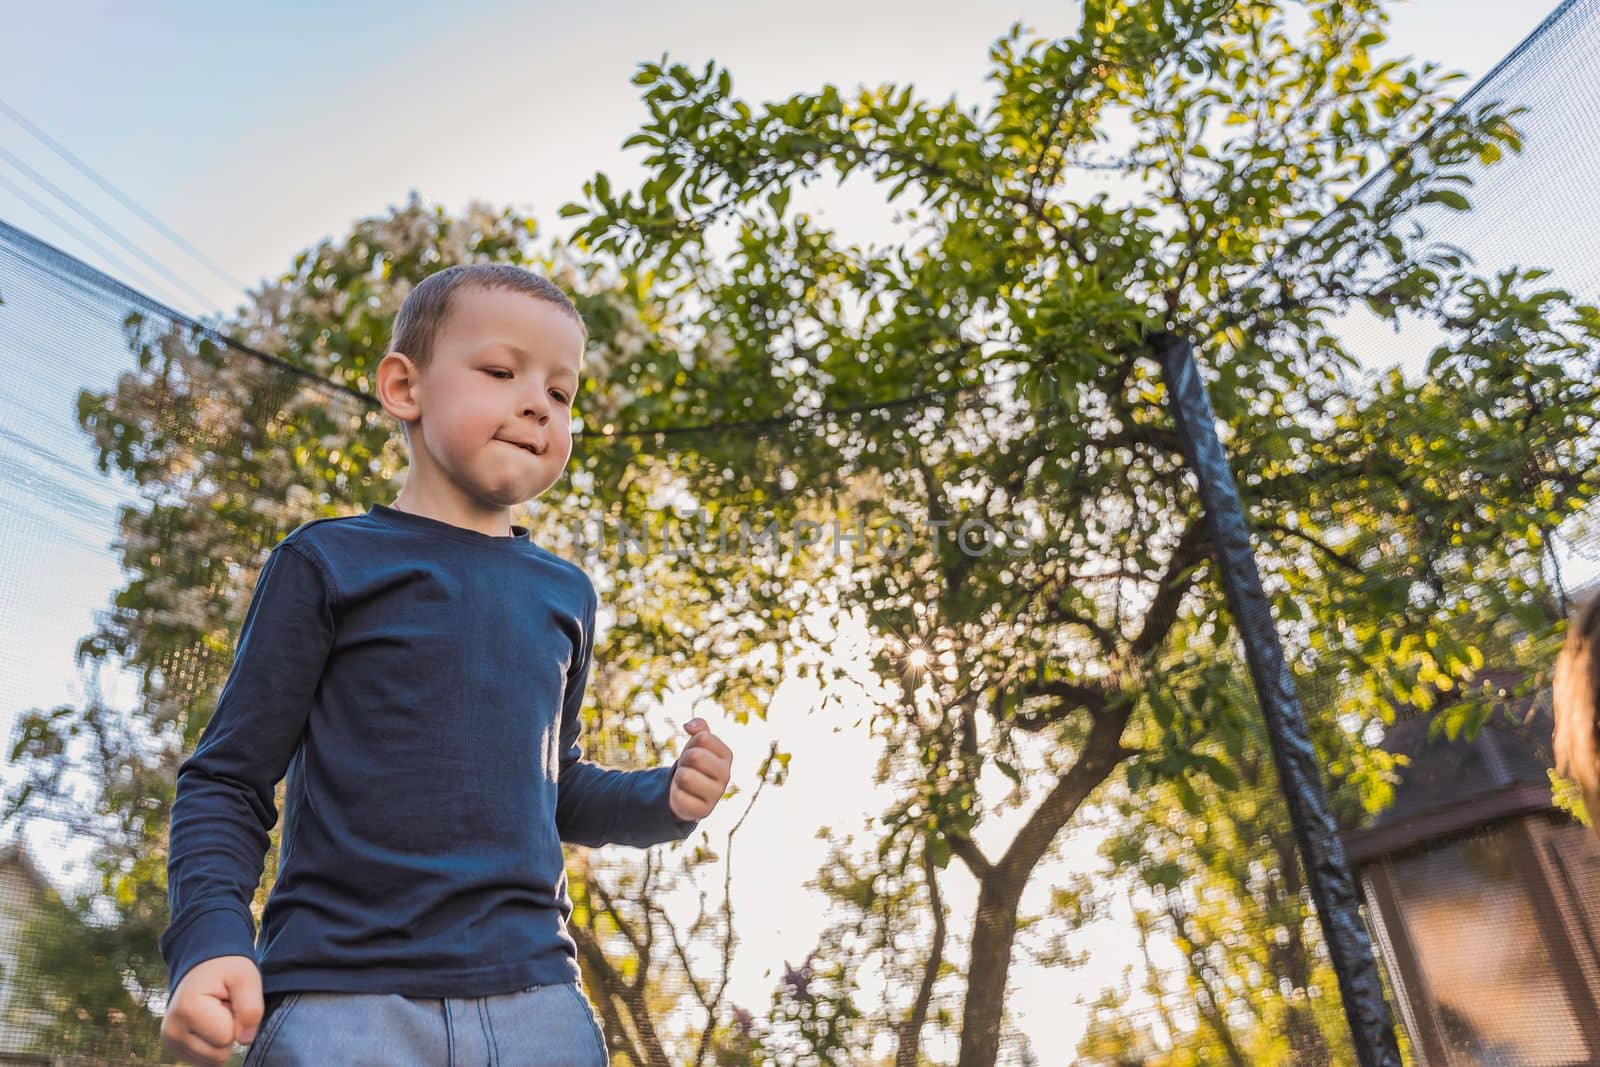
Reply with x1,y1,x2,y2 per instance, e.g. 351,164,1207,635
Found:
391,481,516,539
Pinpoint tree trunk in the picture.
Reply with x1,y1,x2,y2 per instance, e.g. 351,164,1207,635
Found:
957,871,1028,1067
896,847,947,1067
1133,894,1180,1048
956,701,1135,1066
1165,894,1248,1067
571,922,669,1067
1268,829,1333,1066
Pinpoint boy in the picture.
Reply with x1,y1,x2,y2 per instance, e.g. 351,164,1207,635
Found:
158,264,734,1066
1555,592,1600,834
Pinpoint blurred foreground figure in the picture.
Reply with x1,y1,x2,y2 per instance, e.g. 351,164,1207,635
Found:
1553,593,1600,832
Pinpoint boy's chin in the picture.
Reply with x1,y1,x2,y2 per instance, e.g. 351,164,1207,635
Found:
481,479,557,508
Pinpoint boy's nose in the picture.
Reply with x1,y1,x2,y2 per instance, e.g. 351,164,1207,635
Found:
520,392,551,420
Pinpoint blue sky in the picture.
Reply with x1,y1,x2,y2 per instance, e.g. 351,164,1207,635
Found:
1,1,1559,317
0,0,1575,1057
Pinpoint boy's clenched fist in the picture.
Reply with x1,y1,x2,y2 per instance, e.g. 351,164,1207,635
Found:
161,955,262,1066
669,718,733,821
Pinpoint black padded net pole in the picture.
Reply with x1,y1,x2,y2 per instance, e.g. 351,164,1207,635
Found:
1154,331,1403,1067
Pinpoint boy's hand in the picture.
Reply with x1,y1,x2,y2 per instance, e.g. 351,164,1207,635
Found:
669,718,733,821
160,954,263,1066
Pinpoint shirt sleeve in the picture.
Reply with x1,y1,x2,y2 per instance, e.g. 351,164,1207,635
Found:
158,539,335,993
555,585,701,848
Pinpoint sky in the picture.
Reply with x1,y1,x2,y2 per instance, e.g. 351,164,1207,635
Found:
0,0,1571,1059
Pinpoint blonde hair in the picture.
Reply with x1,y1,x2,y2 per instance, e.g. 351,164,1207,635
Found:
389,263,586,371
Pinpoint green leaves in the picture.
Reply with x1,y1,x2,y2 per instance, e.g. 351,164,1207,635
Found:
1420,188,1470,211
523,3,1600,1060
1550,768,1593,828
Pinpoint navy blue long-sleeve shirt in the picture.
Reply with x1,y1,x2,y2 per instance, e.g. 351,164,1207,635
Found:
159,502,698,998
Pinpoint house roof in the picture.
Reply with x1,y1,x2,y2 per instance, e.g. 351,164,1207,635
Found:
1344,668,1559,864
0,840,57,901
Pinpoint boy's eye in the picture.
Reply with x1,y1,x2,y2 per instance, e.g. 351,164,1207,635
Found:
486,370,570,405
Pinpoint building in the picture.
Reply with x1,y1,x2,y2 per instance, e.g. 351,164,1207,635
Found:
1344,669,1600,1065
0,841,61,1066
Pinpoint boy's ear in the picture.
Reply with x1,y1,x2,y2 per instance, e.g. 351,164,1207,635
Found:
377,351,422,424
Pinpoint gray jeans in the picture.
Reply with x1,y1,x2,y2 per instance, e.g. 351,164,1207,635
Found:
242,982,609,1066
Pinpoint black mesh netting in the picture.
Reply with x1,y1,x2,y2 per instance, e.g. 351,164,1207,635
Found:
3,2,1600,1065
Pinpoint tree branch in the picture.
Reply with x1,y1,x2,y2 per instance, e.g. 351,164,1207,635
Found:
999,694,1137,882
1003,677,1115,733
948,831,994,881
1263,520,1364,575
895,845,948,1067
1132,516,1210,658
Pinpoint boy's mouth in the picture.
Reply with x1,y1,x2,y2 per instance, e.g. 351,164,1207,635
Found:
500,438,545,457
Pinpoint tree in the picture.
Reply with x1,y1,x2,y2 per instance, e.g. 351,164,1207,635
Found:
1077,661,1377,1065
0,866,164,1060
1076,611,1551,1063
563,1,1600,1061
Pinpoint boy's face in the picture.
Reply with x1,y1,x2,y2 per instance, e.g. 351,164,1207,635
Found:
400,285,585,513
